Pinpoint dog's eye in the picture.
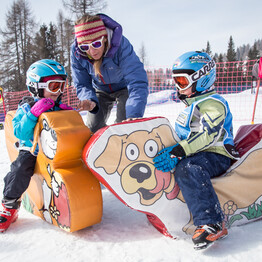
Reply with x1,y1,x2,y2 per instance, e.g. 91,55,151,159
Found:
51,129,57,141
144,140,158,158
126,143,139,161
42,119,50,131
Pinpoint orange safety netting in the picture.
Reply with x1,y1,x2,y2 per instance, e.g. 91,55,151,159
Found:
0,59,260,123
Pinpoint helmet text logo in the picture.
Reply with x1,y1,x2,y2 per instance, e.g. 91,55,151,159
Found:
191,60,216,82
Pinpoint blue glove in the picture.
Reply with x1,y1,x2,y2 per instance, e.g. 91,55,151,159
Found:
153,144,180,172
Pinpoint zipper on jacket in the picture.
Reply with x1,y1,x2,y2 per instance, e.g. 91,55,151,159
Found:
99,75,113,92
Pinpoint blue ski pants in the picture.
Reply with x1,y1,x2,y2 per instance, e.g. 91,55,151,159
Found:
175,151,231,226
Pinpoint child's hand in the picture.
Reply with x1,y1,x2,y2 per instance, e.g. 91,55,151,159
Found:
30,98,55,117
59,104,73,110
153,144,181,172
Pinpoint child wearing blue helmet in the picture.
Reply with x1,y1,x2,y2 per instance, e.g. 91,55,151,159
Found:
0,59,72,232
153,51,239,250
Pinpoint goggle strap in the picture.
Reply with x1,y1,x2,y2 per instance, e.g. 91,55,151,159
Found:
37,83,46,89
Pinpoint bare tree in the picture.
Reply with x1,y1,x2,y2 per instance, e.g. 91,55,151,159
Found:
0,0,35,91
58,0,107,83
138,42,148,66
56,11,74,85
62,0,107,18
57,11,66,65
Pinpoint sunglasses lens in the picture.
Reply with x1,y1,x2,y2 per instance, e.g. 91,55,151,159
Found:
79,44,89,52
92,40,102,49
48,81,65,93
79,38,103,52
173,76,190,89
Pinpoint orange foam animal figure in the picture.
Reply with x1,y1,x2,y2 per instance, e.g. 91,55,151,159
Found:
5,110,102,232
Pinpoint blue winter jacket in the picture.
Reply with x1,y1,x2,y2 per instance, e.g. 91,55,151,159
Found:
70,14,149,119
12,96,62,154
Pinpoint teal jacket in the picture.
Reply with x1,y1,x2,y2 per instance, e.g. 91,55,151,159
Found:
12,96,62,154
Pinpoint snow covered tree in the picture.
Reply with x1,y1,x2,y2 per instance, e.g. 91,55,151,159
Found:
248,43,259,60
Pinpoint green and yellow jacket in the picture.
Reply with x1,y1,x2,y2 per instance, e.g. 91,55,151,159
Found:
174,91,239,159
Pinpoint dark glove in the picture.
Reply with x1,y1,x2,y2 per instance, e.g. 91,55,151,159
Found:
153,144,183,172
30,98,55,117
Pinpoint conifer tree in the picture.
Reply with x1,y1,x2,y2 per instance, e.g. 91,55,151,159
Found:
218,54,224,62
205,41,212,56
226,36,237,61
33,23,60,61
34,24,50,59
248,43,259,60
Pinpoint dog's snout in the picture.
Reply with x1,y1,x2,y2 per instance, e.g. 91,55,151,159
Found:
130,163,151,183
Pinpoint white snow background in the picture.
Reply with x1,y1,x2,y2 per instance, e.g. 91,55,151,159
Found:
1,89,262,262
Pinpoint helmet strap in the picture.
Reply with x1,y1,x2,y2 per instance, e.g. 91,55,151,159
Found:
37,87,44,98
56,93,63,103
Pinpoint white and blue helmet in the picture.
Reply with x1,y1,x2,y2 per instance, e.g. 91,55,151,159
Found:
172,51,216,99
26,59,67,97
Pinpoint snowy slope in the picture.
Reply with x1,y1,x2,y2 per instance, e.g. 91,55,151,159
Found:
1,91,262,262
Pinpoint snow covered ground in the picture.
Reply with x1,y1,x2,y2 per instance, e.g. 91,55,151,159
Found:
1,90,262,262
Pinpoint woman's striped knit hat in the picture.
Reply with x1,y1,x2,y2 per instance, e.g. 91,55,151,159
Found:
74,19,107,44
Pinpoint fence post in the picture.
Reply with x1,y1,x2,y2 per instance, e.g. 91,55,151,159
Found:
251,79,261,124
66,79,70,107
251,57,262,124
0,87,6,116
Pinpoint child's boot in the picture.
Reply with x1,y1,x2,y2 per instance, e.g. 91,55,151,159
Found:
0,197,21,232
192,221,228,250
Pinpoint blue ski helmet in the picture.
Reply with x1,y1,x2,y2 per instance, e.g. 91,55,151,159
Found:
172,51,216,99
26,59,67,97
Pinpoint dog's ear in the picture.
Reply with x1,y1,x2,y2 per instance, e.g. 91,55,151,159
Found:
153,124,179,147
94,134,127,174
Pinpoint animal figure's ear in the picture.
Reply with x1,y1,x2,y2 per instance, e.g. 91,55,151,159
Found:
153,124,179,147
94,134,127,174
30,120,42,154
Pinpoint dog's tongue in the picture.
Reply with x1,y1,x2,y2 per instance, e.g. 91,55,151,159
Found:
150,169,180,199
149,169,171,194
